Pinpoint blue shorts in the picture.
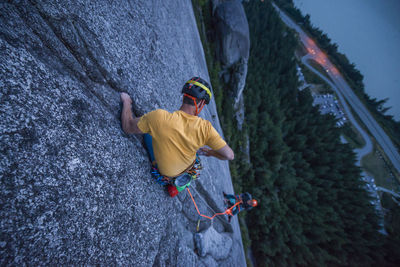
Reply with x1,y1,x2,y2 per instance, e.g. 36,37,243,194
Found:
143,133,155,164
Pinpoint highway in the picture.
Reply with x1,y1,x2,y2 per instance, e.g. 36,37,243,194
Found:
273,3,400,174
302,54,372,165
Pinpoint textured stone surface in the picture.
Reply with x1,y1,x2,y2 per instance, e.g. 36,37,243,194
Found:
194,226,233,260
198,255,219,267
0,0,245,265
215,0,249,67
213,0,249,106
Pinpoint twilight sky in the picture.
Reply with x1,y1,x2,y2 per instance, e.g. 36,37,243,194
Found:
293,0,400,120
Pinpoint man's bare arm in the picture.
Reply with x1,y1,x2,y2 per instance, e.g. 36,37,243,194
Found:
200,145,234,161
121,93,143,134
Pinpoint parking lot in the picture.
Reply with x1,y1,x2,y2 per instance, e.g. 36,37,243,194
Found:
312,94,347,127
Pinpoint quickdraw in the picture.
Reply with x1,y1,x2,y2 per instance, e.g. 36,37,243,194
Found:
186,156,203,179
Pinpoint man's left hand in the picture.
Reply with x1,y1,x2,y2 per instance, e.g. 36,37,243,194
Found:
120,92,132,105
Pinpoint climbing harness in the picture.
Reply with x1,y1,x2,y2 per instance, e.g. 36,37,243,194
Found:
151,155,203,188
151,166,172,186
145,134,241,223
186,187,242,221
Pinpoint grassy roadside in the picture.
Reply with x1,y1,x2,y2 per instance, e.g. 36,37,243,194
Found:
298,62,330,91
364,145,400,241
306,59,333,83
342,91,400,184
341,124,366,149
342,90,400,184
340,88,400,187
191,0,253,262
362,144,399,191
375,144,400,184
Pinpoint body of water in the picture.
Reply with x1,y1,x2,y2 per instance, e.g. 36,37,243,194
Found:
293,0,400,121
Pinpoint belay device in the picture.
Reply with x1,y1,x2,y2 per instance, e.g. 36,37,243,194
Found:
167,173,193,197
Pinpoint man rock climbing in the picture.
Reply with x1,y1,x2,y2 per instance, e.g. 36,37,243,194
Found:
120,77,234,196
223,192,258,223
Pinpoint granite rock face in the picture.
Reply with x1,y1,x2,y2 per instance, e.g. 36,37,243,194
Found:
213,0,250,107
194,226,233,260
0,0,245,265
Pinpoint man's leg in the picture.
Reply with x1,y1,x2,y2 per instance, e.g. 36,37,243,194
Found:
143,134,156,166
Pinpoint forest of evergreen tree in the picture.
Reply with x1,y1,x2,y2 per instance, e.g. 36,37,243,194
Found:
192,0,400,265
214,1,400,266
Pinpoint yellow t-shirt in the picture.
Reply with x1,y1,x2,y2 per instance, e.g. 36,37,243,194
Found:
137,109,227,177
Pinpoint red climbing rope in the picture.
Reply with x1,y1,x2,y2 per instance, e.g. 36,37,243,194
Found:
186,187,242,220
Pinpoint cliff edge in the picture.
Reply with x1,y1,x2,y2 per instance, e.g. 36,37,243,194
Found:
0,0,245,265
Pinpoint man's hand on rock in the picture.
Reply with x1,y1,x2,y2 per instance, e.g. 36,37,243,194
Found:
120,92,132,105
